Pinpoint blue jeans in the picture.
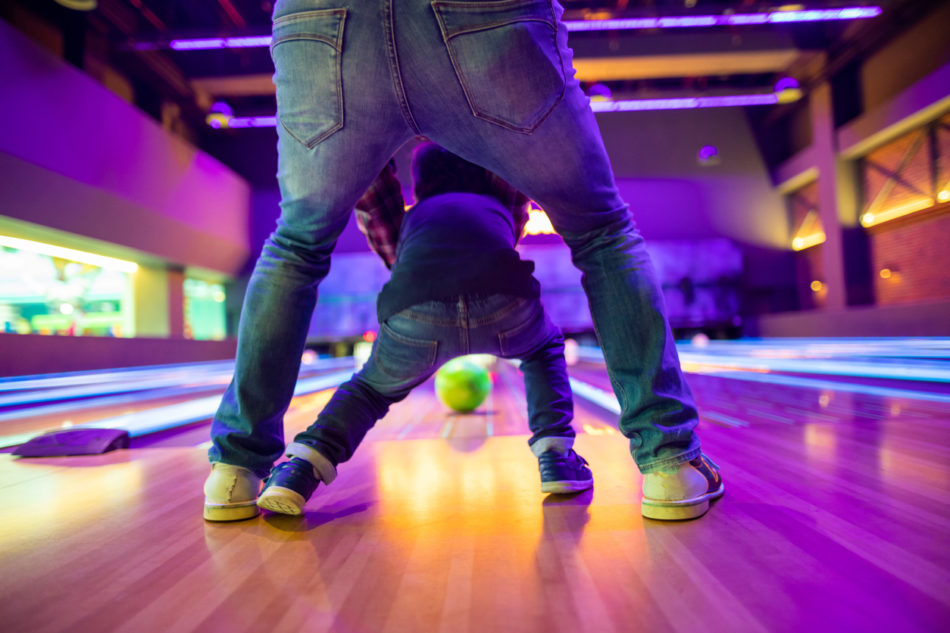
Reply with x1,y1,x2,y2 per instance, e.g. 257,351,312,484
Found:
210,0,701,478
291,294,575,467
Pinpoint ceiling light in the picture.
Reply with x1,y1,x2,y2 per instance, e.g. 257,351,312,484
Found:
205,101,233,129
54,0,97,11
0,236,138,273
564,6,881,31
169,6,883,51
211,92,786,131
590,93,779,112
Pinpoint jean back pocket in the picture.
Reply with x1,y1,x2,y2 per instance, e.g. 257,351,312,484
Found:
271,9,347,148
374,321,440,381
431,0,565,133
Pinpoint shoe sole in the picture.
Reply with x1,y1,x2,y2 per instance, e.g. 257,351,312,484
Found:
203,501,260,522
641,483,724,521
541,479,594,494
257,486,306,515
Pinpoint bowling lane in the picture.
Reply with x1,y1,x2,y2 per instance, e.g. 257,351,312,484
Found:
565,358,950,570
2,350,948,633
1,344,949,633
357,360,619,445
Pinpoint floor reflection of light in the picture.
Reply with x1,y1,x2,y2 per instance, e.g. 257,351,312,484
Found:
582,423,616,436
804,424,837,461
877,446,950,489
819,391,832,408
376,446,445,519
459,458,497,505
2,459,145,538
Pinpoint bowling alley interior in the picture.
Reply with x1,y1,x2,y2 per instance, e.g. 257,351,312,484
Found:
1,0,949,631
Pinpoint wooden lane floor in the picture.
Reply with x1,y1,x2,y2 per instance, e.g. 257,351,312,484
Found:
1,362,948,632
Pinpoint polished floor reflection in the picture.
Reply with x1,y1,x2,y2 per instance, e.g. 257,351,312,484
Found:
1,340,948,633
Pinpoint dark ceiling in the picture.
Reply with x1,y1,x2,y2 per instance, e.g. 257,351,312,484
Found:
1,0,938,185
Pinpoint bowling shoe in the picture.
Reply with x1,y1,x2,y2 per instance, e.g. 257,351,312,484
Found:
203,463,262,521
538,449,594,494
641,453,724,521
257,458,321,516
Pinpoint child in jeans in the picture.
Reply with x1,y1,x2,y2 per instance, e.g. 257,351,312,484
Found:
212,144,593,518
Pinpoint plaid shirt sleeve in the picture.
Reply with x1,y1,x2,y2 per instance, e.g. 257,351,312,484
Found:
355,159,405,269
486,172,530,243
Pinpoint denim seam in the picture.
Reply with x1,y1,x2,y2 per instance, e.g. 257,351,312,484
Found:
440,17,554,40
384,0,421,134
273,8,345,32
272,33,342,48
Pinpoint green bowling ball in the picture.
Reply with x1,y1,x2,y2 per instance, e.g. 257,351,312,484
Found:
434,357,492,412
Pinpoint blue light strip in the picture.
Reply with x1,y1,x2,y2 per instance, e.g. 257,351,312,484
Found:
0,384,217,423
0,360,234,392
693,370,950,405
0,357,355,406
568,365,950,422
0,369,354,449
678,353,950,382
677,337,950,358
577,339,950,383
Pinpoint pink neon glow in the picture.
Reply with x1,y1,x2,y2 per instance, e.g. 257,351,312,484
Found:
171,6,882,50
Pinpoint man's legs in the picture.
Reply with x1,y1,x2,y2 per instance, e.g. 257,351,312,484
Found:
392,0,719,516
399,0,699,474
205,0,414,519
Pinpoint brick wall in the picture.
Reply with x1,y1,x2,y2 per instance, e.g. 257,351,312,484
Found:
869,206,950,305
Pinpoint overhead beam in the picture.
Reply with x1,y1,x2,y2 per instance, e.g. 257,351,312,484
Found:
192,48,803,98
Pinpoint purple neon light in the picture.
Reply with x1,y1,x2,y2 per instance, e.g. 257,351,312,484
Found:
171,6,882,50
774,76,800,92
563,6,881,31
588,93,778,112
226,116,277,128
214,93,778,129
170,38,227,50
698,145,719,161
169,35,272,50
